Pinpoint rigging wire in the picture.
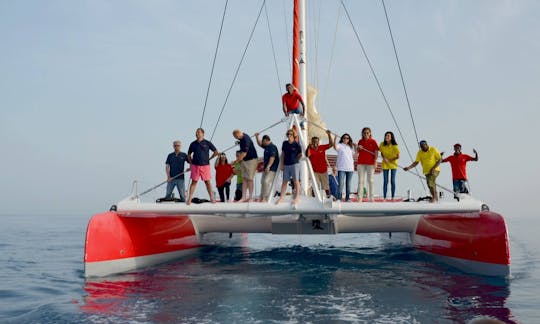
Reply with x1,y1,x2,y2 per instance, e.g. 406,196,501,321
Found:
136,117,287,198
340,0,426,190
381,0,420,145
322,4,341,111
305,119,453,195
209,0,267,141
282,0,292,79
264,2,283,96
199,0,229,129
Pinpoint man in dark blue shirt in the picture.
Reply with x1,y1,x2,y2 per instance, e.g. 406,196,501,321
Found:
276,129,303,206
187,128,219,205
232,129,259,202
165,140,188,201
255,133,279,202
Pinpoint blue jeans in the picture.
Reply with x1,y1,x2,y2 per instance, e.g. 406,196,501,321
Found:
288,108,305,128
382,169,397,199
166,178,185,201
453,179,469,194
338,171,353,201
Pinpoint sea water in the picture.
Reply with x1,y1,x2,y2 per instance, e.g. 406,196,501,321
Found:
0,213,538,323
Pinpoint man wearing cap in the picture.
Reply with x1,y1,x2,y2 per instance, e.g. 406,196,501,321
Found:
403,140,442,202
441,144,478,196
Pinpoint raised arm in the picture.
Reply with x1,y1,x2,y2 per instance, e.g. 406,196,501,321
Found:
326,130,334,147
254,132,263,147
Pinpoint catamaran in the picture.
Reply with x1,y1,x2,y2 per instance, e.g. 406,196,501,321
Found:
84,0,510,278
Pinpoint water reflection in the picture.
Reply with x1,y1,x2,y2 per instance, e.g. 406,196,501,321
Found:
82,242,515,323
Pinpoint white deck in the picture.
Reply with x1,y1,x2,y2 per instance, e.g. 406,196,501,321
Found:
117,195,485,218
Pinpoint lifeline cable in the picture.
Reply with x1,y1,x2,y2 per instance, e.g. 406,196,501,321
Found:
135,117,286,199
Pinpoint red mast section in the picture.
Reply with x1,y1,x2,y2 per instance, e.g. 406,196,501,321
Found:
292,0,300,88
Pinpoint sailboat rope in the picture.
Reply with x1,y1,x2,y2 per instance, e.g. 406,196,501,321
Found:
305,119,454,195
134,117,286,199
340,0,426,191
209,0,267,142
381,0,420,146
199,0,229,129
264,2,282,95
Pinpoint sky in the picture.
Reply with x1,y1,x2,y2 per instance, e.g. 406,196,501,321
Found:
0,0,539,218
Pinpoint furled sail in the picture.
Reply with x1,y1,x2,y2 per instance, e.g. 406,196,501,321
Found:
306,84,327,140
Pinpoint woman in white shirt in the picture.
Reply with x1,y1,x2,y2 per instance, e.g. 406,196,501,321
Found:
333,133,355,201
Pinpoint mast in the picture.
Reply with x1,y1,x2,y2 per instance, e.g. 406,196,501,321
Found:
292,0,310,196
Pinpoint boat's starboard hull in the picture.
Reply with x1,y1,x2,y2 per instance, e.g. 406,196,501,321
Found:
413,211,510,276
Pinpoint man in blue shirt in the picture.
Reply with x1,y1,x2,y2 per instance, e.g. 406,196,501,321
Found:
165,140,188,201
187,128,219,205
255,133,279,202
232,129,259,202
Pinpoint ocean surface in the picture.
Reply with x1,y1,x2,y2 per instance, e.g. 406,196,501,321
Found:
0,212,538,323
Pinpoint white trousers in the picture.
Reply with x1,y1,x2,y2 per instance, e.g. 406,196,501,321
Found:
357,164,375,201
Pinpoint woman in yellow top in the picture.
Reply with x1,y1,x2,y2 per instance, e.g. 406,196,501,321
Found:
379,131,400,200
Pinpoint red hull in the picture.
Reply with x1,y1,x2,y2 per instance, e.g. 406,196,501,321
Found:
414,211,510,276
84,212,200,277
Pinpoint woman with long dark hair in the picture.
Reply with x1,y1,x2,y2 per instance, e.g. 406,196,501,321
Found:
215,153,234,202
333,133,355,201
379,131,400,200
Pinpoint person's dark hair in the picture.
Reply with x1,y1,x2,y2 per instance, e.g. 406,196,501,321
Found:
262,135,270,141
339,133,354,148
196,127,205,134
218,153,229,165
286,83,292,88
383,131,397,146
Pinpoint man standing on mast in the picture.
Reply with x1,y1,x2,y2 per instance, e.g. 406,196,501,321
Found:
282,83,306,128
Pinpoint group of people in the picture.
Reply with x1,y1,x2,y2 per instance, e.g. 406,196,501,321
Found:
165,83,479,204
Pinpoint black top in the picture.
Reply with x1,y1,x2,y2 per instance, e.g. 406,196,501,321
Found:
263,143,279,172
282,140,302,166
166,152,188,178
239,133,258,161
188,139,217,166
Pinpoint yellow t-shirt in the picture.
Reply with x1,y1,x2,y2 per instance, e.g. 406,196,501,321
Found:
379,143,400,170
415,146,441,174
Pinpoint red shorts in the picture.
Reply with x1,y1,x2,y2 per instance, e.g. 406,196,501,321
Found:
190,164,212,181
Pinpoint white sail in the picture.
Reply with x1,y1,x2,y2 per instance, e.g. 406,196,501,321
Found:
306,84,328,140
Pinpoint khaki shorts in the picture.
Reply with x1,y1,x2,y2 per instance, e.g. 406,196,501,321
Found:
425,170,440,190
314,172,329,190
241,159,258,180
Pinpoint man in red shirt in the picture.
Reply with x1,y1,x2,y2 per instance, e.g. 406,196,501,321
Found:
357,127,379,202
306,129,334,197
441,143,478,196
282,83,305,128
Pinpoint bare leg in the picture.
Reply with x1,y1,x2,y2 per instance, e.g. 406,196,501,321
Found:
247,179,254,201
430,186,438,203
186,180,197,205
204,180,216,203
241,181,248,201
275,181,287,204
292,179,301,205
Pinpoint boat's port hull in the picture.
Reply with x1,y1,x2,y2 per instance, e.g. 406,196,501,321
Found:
84,212,200,277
